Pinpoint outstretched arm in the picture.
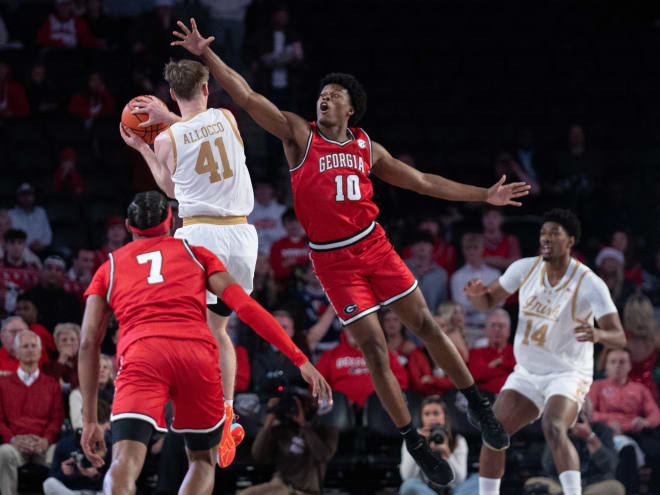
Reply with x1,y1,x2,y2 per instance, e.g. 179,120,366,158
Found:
464,278,511,312
371,142,530,206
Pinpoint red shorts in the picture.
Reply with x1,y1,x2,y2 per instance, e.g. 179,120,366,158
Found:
310,224,418,325
113,336,224,432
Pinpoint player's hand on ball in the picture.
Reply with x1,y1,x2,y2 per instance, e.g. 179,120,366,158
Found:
299,361,333,405
119,123,147,151
131,96,171,127
171,18,214,56
573,318,597,342
464,279,488,298
487,174,531,207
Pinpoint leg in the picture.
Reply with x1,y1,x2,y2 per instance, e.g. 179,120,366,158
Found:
236,476,291,495
208,309,236,401
523,477,563,494
0,443,25,495
616,444,638,495
541,395,581,494
583,480,625,495
179,447,216,495
43,476,78,494
399,477,438,495
105,440,148,495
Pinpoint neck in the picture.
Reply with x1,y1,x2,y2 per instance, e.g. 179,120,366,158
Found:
468,260,483,269
490,342,505,352
6,253,23,266
484,228,500,238
20,205,34,213
388,334,402,348
19,362,38,375
614,376,627,386
318,121,350,142
546,254,571,278
177,99,206,120
107,240,123,250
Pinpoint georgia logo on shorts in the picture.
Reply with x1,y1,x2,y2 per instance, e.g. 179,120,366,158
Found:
357,139,366,149
344,303,358,314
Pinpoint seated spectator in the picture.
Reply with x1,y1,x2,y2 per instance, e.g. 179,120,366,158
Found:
380,307,416,366
399,395,469,495
468,309,515,395
481,207,521,271
24,256,82,333
68,72,116,128
235,344,250,393
43,399,112,495
0,210,41,269
450,233,501,347
405,230,448,313
238,388,338,495
0,62,29,117
247,181,286,255
0,229,40,314
434,301,469,362
408,327,459,397
25,63,59,115
93,216,128,268
64,247,95,299
36,0,100,49
523,397,625,495
0,330,64,495
316,326,408,408
82,0,115,47
251,250,279,311
402,218,457,277
609,230,643,287
269,208,308,284
42,323,80,391
15,295,57,357
69,353,114,430
0,317,49,371
54,148,86,199
8,183,52,254
595,247,636,313
642,246,660,320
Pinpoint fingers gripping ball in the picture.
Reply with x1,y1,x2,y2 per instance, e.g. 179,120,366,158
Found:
121,95,169,145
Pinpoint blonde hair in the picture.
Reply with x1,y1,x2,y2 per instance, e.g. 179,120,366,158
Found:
623,293,657,338
53,322,81,343
163,59,209,100
99,353,114,385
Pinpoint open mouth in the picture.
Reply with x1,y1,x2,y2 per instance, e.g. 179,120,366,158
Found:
541,245,551,255
320,102,329,112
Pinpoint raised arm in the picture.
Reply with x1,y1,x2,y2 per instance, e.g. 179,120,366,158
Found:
464,278,511,312
370,141,530,206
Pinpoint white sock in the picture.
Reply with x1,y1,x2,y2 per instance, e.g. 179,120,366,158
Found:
558,470,581,495
225,399,234,407
478,476,501,495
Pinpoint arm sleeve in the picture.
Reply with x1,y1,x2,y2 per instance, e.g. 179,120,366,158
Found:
583,273,618,320
498,258,533,294
399,442,422,480
84,262,110,300
447,435,468,485
221,284,308,366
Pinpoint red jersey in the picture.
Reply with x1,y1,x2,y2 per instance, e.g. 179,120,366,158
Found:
290,123,379,247
85,236,226,357
269,236,309,281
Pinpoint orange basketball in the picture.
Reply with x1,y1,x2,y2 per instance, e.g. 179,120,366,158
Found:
121,95,170,145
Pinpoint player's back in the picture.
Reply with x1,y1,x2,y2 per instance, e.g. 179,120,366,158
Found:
169,108,253,218
103,236,216,355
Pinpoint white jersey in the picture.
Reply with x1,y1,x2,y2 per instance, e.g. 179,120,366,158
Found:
499,256,617,376
168,108,254,218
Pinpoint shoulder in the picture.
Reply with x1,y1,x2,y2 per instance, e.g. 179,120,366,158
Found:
504,256,540,276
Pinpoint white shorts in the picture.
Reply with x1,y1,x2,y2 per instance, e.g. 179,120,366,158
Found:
500,364,592,420
175,223,258,304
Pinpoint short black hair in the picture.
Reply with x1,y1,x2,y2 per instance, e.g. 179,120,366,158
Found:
127,191,169,232
543,208,581,244
4,228,27,243
410,229,434,246
319,72,367,127
282,208,297,223
16,293,37,306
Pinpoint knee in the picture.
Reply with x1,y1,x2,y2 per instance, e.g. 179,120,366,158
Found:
360,340,390,374
541,417,568,446
409,312,440,342
42,477,58,495
0,443,19,466
187,448,216,468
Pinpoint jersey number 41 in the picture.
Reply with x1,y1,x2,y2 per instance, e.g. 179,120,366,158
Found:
195,138,234,184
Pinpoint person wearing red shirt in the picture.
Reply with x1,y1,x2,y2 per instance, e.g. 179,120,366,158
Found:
402,218,457,277
468,309,515,395
0,317,49,371
94,216,128,269
54,148,86,199
0,63,29,118
14,294,56,357
481,207,521,272
68,72,116,124
78,191,330,495
0,229,40,314
0,330,64,495
316,326,408,408
269,208,308,283
35,0,99,49
235,344,250,392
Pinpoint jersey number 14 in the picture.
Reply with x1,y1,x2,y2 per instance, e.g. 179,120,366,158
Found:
195,138,234,184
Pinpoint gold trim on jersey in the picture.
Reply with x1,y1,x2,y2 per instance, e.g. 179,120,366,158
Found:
167,128,178,175
555,259,580,292
181,109,207,122
571,269,592,321
183,215,247,226
520,256,542,289
539,265,547,287
221,109,244,148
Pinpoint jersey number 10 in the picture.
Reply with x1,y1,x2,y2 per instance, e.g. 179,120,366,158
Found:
335,174,362,202
195,138,234,184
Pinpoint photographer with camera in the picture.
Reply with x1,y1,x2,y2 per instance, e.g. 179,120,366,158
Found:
43,399,112,495
400,396,467,495
238,387,338,495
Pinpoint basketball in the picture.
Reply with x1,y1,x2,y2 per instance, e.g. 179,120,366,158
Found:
121,95,170,145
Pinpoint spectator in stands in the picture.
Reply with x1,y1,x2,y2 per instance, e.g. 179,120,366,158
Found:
405,230,449,313
54,148,86,199
198,0,252,72
609,230,643,287
15,295,56,357
380,307,416,366
403,218,457,277
24,255,82,333
0,211,41,269
513,129,544,195
269,208,308,284
523,397,624,495
25,62,59,115
316,326,408,408
399,395,468,495
494,151,541,197
1,229,40,314
69,354,114,430
642,246,660,320
0,329,64,495
435,301,469,361
8,183,52,254
82,0,115,48
251,250,279,311
595,247,636,313
247,181,286,255
468,309,515,395
0,317,49,371
43,399,112,495
93,216,127,268
408,329,460,397
67,247,95,289
36,0,100,49
0,62,29,118
42,323,80,392
235,344,250,392
68,72,116,128
238,388,338,495
450,233,501,347
481,207,522,271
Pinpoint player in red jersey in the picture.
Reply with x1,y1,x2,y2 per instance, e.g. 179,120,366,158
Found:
171,19,529,488
78,191,330,495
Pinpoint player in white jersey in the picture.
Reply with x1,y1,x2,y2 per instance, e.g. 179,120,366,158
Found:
118,59,257,452
463,209,626,495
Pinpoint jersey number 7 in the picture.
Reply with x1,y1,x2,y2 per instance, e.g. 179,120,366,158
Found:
137,251,164,284
195,138,234,184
